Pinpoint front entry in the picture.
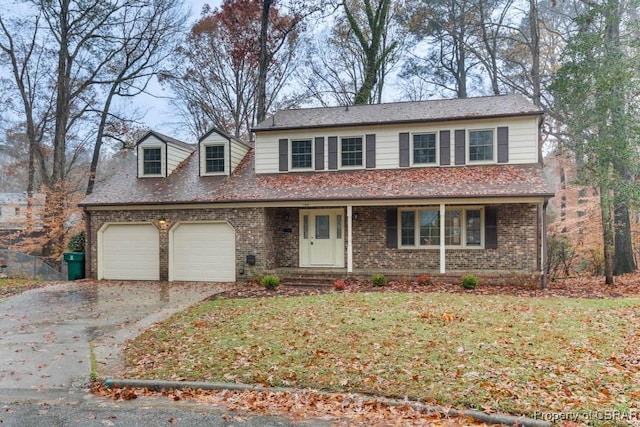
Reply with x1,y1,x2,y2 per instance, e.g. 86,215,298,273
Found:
300,209,345,267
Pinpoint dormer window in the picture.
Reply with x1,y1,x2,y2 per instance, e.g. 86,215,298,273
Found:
205,145,225,173
143,148,162,175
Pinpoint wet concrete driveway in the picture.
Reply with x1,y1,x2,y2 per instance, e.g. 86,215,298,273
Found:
0,281,232,394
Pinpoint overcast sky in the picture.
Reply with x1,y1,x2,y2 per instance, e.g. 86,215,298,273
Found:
138,0,222,138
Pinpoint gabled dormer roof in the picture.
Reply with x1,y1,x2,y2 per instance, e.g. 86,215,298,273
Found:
137,130,195,153
198,127,252,149
253,94,543,132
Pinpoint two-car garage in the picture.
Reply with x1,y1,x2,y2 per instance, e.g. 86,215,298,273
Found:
98,222,235,282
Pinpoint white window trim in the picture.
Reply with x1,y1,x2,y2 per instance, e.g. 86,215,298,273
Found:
339,135,365,170
202,143,227,176
398,206,485,249
140,145,165,177
290,139,314,171
467,128,496,164
411,132,439,167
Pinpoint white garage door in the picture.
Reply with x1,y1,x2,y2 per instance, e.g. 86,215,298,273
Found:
101,224,159,280
171,222,235,282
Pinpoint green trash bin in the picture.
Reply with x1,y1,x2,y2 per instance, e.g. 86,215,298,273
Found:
63,252,85,280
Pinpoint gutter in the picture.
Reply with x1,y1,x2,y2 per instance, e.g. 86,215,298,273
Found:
78,193,556,209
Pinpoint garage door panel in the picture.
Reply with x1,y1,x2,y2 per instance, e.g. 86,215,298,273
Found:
101,224,159,280
171,223,235,282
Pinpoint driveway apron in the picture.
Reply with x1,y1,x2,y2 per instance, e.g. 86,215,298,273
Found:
0,281,231,394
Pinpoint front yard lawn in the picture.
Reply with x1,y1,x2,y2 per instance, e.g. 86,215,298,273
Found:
123,291,640,419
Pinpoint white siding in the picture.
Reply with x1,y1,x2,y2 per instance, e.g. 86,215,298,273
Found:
230,140,250,173
166,144,193,175
254,116,540,174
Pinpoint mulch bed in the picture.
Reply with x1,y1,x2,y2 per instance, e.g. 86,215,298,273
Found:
209,273,640,300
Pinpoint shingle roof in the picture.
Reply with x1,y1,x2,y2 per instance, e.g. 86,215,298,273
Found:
253,94,543,132
80,150,553,207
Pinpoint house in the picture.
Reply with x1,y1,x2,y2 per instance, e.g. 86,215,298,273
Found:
79,95,554,283
0,193,45,248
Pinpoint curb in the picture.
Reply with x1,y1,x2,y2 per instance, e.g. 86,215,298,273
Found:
103,378,551,427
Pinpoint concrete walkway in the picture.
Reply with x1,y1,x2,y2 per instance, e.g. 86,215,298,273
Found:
0,281,231,393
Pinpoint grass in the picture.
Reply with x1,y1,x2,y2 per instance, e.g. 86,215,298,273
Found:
0,278,44,299
123,292,640,419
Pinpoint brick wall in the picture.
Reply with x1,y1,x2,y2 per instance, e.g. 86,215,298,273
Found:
86,203,540,280
87,207,267,280
352,204,540,273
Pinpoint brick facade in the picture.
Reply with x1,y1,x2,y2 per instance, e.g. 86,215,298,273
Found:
86,203,540,280
87,207,269,280
350,204,539,272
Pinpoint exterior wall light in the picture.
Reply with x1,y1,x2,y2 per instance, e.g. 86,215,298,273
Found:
158,218,168,229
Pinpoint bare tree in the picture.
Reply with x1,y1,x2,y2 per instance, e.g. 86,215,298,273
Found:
165,1,301,138
86,0,187,195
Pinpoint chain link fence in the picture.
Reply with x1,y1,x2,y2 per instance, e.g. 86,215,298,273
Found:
0,249,65,281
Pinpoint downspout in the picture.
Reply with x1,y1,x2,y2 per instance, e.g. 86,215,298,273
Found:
347,205,353,273
440,203,446,274
85,209,92,279
541,200,548,289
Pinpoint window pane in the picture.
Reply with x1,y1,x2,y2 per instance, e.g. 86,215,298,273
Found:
413,134,437,164
401,211,415,246
205,145,225,173
466,210,481,246
419,210,440,245
337,215,342,239
315,215,330,239
341,137,363,167
143,148,161,175
291,139,312,169
445,210,461,245
469,130,493,161
303,215,309,239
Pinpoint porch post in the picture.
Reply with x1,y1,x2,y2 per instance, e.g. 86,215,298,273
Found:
347,205,353,273
439,203,446,274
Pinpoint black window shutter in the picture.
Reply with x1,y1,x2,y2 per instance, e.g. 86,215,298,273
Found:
485,206,498,249
315,137,324,170
278,138,288,171
497,126,509,163
328,136,338,170
386,209,398,248
366,134,376,168
399,132,410,167
440,130,450,165
455,129,465,165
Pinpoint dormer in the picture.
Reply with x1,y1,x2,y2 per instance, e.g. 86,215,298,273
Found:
199,128,251,176
136,131,195,178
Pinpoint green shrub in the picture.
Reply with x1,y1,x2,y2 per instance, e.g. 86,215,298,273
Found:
67,231,86,252
261,275,280,290
461,274,478,290
371,273,387,287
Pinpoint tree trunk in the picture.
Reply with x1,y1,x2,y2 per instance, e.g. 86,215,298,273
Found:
600,185,615,285
256,0,272,124
613,193,636,274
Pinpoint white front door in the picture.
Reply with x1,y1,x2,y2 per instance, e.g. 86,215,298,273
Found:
300,209,344,267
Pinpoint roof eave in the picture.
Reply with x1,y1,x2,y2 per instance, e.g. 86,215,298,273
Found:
79,191,554,209
252,111,544,133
